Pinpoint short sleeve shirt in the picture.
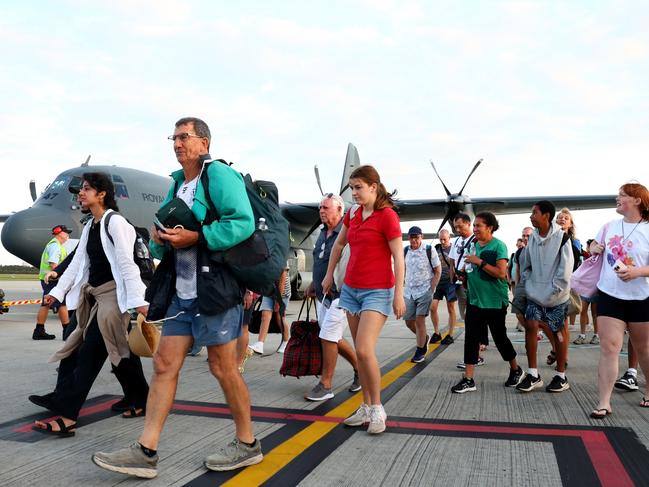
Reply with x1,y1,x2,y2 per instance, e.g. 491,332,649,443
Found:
312,221,343,301
344,207,401,289
435,244,453,283
45,241,62,265
466,237,509,309
596,219,649,300
405,245,441,299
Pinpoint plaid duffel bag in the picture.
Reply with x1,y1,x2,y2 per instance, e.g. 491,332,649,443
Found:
280,297,322,378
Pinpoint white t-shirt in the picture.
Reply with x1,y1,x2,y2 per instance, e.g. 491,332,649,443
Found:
45,241,62,265
448,234,475,275
175,177,199,300
596,218,649,300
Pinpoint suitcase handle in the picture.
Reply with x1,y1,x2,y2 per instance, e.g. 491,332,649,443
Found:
297,296,318,322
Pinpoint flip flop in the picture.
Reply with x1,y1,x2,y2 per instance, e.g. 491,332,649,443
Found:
590,408,612,419
122,407,145,418
32,417,76,437
640,398,649,408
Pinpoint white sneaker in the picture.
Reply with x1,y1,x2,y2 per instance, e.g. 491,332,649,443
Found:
367,405,387,434
249,341,264,355
277,340,288,354
343,403,371,426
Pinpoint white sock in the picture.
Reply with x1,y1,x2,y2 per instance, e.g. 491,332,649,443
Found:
556,371,566,379
528,368,538,378
628,368,638,377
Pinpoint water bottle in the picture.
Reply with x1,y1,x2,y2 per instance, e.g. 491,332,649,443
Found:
465,242,475,273
257,217,268,231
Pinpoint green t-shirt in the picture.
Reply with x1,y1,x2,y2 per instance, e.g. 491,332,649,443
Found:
466,237,509,309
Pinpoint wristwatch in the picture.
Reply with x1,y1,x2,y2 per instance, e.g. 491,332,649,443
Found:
479,260,487,269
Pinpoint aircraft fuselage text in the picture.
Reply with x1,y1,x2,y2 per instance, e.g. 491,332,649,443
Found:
142,193,165,203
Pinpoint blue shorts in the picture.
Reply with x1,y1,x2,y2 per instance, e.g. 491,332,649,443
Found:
404,289,433,321
161,294,243,346
41,280,65,309
433,281,457,302
339,284,394,317
259,296,289,312
525,300,568,332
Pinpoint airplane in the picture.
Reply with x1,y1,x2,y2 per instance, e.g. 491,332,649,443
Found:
0,145,617,307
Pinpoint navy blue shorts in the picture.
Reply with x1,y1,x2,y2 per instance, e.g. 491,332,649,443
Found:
433,281,457,302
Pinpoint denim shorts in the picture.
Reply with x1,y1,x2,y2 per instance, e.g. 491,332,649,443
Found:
259,296,289,312
339,284,394,317
525,300,568,332
433,281,457,302
161,294,243,346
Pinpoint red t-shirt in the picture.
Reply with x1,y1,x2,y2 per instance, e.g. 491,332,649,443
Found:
343,206,402,289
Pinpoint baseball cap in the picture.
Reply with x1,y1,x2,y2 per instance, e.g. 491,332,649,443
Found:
408,226,423,236
52,225,73,235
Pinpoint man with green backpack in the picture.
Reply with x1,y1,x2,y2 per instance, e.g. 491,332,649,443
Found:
93,117,265,479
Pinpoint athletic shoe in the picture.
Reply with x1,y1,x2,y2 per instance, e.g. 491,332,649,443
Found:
429,333,442,344
32,327,55,340
456,357,484,369
589,335,600,345
614,371,639,391
92,442,158,479
367,405,387,434
573,335,587,345
349,370,362,392
546,375,570,393
411,347,426,363
516,374,544,392
440,335,454,345
239,347,254,374
277,341,288,354
343,403,371,426
249,341,264,355
204,438,263,471
451,377,476,394
505,367,524,387
305,382,334,401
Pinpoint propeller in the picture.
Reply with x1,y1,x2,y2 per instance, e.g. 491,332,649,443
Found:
29,180,37,202
314,165,324,196
431,158,483,233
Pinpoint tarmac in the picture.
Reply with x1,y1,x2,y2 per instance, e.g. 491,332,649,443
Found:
0,279,648,487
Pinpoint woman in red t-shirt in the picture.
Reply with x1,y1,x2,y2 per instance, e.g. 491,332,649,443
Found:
322,165,405,435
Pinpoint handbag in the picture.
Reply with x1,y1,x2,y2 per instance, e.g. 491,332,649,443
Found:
567,289,582,316
248,296,283,335
570,222,609,298
280,298,322,378
128,314,161,358
156,197,201,232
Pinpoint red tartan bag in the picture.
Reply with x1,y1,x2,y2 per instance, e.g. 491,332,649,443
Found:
279,298,322,378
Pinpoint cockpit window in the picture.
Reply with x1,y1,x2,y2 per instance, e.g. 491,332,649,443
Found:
112,175,129,199
112,175,125,183
38,176,71,202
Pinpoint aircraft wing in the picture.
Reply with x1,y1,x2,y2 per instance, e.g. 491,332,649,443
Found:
0,214,13,223
395,195,616,222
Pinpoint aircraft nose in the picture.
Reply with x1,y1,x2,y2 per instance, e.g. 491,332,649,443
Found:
1,208,81,267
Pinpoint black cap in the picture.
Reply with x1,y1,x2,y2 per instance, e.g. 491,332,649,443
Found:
408,226,423,236
52,225,72,235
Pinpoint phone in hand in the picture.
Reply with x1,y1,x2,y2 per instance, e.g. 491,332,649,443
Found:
613,259,628,272
153,216,167,234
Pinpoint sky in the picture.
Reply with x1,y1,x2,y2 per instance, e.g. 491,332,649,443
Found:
1,0,648,265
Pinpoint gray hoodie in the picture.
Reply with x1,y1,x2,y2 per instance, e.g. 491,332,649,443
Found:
520,223,574,308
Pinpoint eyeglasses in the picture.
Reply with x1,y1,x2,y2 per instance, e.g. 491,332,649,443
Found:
167,132,204,142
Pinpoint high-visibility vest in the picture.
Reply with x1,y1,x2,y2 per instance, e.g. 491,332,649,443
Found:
39,238,68,280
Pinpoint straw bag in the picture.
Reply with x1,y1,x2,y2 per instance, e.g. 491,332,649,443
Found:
128,314,161,358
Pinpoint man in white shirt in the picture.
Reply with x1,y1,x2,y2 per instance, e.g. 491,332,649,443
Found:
404,226,441,363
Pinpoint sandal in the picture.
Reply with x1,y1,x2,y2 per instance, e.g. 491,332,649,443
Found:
32,417,76,437
590,408,612,419
640,398,649,408
546,351,556,366
122,407,145,418
111,397,132,412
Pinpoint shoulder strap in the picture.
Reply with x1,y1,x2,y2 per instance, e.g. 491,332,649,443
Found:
200,163,219,224
437,243,451,267
404,246,409,257
425,245,433,268
104,211,116,245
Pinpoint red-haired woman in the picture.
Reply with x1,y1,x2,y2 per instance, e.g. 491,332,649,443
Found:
322,165,405,435
589,183,649,418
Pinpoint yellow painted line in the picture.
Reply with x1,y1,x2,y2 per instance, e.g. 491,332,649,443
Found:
223,334,448,486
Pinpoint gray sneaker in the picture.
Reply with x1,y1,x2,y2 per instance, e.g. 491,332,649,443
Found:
92,442,158,479
204,438,263,471
367,405,387,434
349,370,362,392
305,382,334,401
343,403,370,426
589,334,600,345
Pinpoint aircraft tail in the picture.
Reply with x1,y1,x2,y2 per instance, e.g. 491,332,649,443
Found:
339,143,360,204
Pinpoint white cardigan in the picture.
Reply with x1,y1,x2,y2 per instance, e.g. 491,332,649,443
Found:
50,210,148,312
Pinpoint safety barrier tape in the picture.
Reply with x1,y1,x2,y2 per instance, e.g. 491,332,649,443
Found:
1,299,42,306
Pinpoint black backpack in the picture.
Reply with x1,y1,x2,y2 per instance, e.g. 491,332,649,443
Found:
404,244,434,268
201,159,290,296
104,211,155,286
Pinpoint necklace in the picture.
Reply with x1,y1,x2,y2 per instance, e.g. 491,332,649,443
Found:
621,219,643,244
